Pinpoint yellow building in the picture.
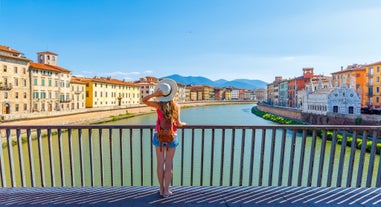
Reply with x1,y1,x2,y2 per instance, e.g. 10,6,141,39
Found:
29,51,72,112
0,45,31,119
365,61,381,109
83,77,140,108
189,85,214,101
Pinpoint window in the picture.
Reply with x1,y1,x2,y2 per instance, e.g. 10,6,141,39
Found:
333,106,339,113
14,67,18,73
23,68,26,74
3,65,7,72
34,78,38,86
24,104,27,111
14,78,18,86
348,106,354,114
4,92,8,99
15,92,19,99
377,97,380,103
15,104,19,112
49,79,52,86
23,92,27,99
41,79,45,86
23,79,27,87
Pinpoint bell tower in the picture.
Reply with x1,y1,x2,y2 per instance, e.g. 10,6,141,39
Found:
37,51,58,66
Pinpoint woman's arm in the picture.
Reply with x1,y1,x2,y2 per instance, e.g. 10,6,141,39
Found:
175,103,186,127
142,90,162,108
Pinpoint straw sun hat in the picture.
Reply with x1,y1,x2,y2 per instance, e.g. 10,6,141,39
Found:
155,78,178,102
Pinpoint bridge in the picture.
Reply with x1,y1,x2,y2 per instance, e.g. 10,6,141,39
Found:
0,125,380,206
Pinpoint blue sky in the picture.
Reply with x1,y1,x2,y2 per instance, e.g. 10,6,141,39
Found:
1,0,381,83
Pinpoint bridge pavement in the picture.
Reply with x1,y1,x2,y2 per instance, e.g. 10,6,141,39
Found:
0,186,380,207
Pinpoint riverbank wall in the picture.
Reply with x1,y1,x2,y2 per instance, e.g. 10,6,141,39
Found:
257,105,381,125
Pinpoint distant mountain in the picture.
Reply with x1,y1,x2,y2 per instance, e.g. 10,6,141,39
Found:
164,74,268,90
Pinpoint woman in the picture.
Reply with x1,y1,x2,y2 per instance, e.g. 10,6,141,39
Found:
142,78,186,198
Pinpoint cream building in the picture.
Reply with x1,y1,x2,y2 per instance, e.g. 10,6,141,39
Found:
175,82,186,103
70,76,86,110
136,76,158,103
0,45,31,120
29,51,72,112
83,77,140,108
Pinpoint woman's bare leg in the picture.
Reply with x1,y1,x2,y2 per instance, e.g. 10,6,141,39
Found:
155,147,165,194
163,147,176,196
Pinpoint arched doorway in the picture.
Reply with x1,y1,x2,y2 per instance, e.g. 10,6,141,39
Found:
3,103,10,114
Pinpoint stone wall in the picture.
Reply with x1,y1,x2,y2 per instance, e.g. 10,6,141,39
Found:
257,105,381,125
257,105,303,121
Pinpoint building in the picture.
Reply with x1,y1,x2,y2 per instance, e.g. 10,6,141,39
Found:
176,82,186,103
29,51,72,112
267,76,282,105
136,76,158,103
0,45,31,120
189,85,214,101
279,80,288,106
83,76,140,108
231,87,240,100
70,76,86,110
331,64,366,107
365,61,381,109
253,88,267,102
302,81,361,115
288,68,314,108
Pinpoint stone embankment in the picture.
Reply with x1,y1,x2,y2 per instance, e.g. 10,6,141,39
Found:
1,101,253,126
257,104,381,125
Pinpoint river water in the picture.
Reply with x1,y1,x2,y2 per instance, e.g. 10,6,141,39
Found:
2,103,379,187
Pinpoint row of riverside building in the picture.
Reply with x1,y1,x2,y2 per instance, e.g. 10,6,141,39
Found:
266,63,381,116
0,45,264,121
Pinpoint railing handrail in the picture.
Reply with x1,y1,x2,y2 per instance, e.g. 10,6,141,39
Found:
1,124,381,130
0,125,380,188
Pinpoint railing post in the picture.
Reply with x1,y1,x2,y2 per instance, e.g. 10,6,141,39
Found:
357,130,368,187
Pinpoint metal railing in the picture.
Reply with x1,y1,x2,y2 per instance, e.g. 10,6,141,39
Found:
0,125,380,188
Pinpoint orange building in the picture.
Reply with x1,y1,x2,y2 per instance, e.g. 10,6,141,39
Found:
288,68,314,107
365,61,381,109
331,64,367,107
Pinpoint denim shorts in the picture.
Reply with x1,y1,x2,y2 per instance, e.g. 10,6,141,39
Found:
152,133,179,148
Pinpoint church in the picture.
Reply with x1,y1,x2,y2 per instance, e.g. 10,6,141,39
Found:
302,76,361,115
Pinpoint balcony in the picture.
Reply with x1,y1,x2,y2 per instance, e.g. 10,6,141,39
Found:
0,125,380,206
59,99,71,103
73,89,84,95
0,83,12,91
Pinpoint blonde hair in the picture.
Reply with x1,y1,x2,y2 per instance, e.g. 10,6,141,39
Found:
158,100,178,122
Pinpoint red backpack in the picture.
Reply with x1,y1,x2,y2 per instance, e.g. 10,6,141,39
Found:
157,115,175,151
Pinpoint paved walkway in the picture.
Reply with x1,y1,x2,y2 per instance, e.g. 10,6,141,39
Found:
0,186,380,207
